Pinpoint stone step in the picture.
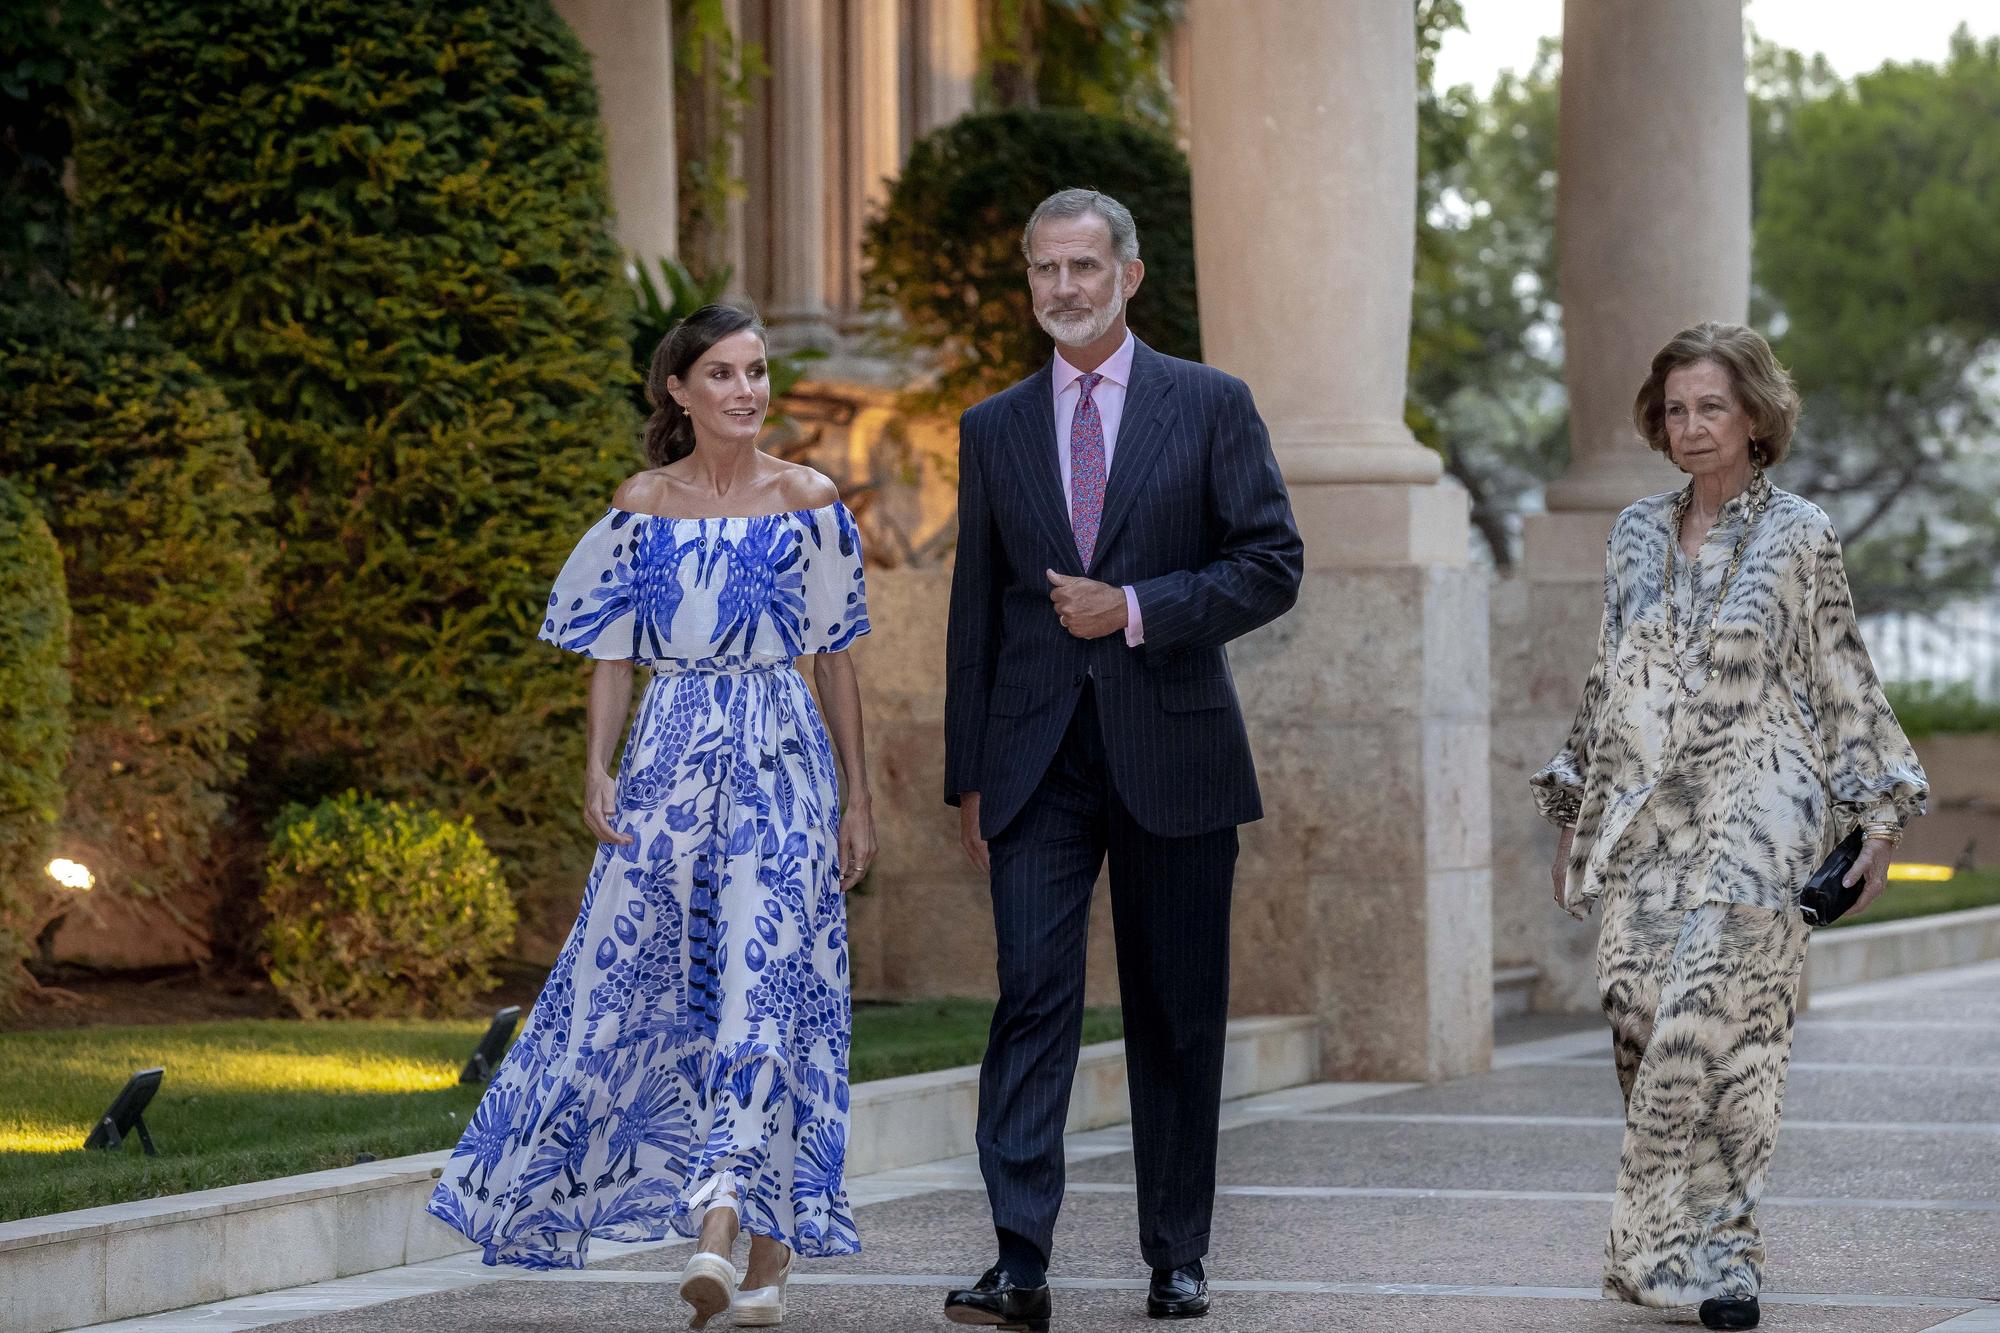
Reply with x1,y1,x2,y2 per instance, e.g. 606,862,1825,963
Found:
0,1014,1321,1333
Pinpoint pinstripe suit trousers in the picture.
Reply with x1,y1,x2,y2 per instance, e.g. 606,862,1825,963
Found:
975,685,1237,1272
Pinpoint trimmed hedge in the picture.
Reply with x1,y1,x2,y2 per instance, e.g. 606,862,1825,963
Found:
263,792,516,1018
73,0,643,941
863,108,1200,412
0,300,272,939
0,479,72,1009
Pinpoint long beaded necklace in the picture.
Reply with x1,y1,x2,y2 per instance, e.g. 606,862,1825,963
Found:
1662,470,1769,699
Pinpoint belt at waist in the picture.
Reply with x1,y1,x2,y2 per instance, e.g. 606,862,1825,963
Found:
650,656,797,677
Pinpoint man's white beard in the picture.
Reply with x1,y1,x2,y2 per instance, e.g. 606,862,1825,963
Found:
1037,286,1124,349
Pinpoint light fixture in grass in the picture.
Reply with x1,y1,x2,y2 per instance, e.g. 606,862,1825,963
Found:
261,792,516,1020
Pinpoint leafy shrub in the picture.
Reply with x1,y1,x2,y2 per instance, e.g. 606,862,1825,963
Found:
0,299,272,940
262,792,516,1018
72,0,643,941
0,479,72,1009
863,108,1199,412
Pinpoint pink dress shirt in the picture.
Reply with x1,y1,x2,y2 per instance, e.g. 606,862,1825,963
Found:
1052,331,1145,647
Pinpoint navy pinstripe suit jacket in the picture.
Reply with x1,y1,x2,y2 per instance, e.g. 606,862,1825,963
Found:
943,338,1303,840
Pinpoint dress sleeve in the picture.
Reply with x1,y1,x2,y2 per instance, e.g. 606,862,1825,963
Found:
798,502,871,653
1807,526,1928,829
539,509,648,661
1529,534,1624,827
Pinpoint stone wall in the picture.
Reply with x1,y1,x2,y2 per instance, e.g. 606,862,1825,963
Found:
1903,733,2000,870
1488,571,1604,1013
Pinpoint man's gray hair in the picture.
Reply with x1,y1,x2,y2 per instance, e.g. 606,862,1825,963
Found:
1021,188,1141,264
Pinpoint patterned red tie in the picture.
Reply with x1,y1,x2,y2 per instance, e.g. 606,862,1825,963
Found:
1070,371,1106,567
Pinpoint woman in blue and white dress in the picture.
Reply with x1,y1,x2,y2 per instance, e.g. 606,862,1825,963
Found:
429,303,875,1330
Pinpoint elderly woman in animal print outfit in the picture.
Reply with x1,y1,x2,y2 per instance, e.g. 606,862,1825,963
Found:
1532,322,1927,1332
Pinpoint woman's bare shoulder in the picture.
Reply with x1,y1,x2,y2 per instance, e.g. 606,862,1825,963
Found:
611,470,672,512
768,460,840,510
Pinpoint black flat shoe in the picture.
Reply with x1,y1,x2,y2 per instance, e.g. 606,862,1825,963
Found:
1147,1262,1210,1319
1699,1295,1760,1329
945,1266,1052,1332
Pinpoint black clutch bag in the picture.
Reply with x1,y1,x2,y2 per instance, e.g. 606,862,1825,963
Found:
1798,827,1868,927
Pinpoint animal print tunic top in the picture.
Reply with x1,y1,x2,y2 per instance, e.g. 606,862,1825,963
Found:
1532,473,1927,916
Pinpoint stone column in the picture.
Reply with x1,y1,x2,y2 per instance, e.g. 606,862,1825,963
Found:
1188,0,1491,1083
916,0,978,132
554,0,678,265
1497,0,1749,1013
720,0,752,294
837,0,903,328
1543,0,1749,528
765,0,836,348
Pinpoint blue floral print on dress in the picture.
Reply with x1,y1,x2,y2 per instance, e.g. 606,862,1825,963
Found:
430,501,870,1270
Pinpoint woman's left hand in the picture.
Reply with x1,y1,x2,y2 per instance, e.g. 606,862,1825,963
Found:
1843,837,1894,915
839,801,876,893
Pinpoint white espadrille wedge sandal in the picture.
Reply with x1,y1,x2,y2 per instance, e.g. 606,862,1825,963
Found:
678,1175,741,1330
678,1250,737,1329
731,1248,794,1326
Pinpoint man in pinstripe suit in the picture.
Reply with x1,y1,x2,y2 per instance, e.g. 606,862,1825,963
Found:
941,189,1302,1330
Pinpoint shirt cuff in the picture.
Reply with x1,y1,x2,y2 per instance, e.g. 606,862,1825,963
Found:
1122,586,1144,647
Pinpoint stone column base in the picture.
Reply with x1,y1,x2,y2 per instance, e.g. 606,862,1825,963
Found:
1233,557,1493,1082
1488,512,1621,1013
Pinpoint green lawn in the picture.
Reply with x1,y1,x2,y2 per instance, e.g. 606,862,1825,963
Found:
0,998,1122,1223
1828,867,2000,928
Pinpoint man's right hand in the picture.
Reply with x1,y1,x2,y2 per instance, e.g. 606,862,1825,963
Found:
959,792,990,873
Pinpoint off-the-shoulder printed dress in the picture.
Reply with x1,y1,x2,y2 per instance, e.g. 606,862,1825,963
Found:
427,501,870,1269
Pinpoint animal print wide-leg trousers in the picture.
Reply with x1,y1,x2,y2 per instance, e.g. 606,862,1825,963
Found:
1594,888,1810,1306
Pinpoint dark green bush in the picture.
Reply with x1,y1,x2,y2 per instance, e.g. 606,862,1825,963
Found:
72,0,643,942
0,0,108,291
0,300,272,941
863,108,1199,413
263,792,516,1018
1884,680,2000,740
0,478,72,1009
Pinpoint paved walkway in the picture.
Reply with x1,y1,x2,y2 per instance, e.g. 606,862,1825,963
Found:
79,961,2000,1332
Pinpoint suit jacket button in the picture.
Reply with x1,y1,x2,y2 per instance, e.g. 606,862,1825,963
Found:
1072,673,1085,686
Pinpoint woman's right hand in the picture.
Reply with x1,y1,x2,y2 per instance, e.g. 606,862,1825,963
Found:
1551,824,1576,909
584,768,633,846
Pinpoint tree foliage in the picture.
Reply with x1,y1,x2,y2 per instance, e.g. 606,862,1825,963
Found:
71,0,643,942
1754,29,2000,612
863,107,1198,414
0,0,109,293
1410,9,1567,568
0,298,273,941
980,0,1185,136
0,478,71,1011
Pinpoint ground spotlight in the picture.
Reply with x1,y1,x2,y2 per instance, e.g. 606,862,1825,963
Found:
459,1006,522,1084
84,1068,164,1155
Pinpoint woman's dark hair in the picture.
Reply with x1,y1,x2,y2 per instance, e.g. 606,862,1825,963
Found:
643,302,767,466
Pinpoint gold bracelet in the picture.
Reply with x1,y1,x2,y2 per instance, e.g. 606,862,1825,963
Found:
1862,822,1902,845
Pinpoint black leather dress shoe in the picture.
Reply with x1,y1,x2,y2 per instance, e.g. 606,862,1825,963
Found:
1699,1295,1761,1329
944,1266,1052,1332
1146,1263,1210,1319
